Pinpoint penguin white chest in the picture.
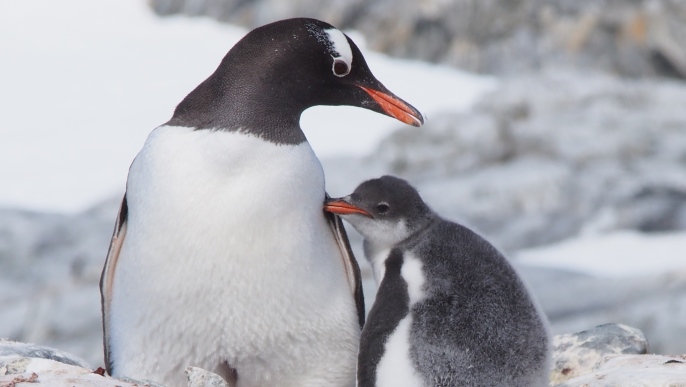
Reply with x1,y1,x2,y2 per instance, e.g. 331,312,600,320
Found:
109,125,358,385
375,252,427,387
122,126,333,286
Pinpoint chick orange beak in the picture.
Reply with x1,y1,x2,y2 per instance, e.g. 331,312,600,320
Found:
324,199,372,217
358,86,424,127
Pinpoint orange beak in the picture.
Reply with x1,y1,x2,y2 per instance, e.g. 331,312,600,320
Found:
324,199,372,217
358,86,424,127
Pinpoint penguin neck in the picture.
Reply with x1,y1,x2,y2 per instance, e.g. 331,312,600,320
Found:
397,216,437,249
166,56,309,145
363,216,437,283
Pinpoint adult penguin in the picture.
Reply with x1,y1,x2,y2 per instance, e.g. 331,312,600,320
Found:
100,19,423,387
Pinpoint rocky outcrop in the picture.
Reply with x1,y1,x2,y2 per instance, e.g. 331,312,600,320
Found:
0,340,228,387
0,348,131,387
0,340,90,369
0,352,223,386
147,0,686,78
549,323,686,385
556,354,686,387
550,324,648,384
186,367,228,387
524,265,686,357
2,325,683,387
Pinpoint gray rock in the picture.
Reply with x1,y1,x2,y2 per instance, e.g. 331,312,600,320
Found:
554,354,686,387
0,355,138,387
0,325,678,387
0,339,90,369
537,270,686,357
147,0,686,79
0,347,229,387
186,367,229,387
549,324,648,385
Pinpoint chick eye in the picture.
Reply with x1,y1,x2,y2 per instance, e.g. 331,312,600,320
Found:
376,203,389,214
332,57,350,77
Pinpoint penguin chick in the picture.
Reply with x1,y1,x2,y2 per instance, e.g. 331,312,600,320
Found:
325,175,551,387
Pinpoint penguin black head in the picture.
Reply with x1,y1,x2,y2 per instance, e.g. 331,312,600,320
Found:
167,18,424,144
325,175,434,247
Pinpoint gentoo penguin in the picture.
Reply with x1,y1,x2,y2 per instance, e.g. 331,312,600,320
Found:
324,176,551,387
99,19,424,387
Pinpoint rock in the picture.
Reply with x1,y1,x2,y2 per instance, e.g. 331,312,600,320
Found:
147,0,686,79
554,354,686,387
535,269,686,357
185,367,229,387
547,323,686,385
0,339,90,369
0,349,229,387
0,355,139,387
0,342,229,387
549,323,648,385
0,325,680,387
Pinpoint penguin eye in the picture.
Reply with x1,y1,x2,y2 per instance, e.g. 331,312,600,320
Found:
376,203,390,214
332,57,350,77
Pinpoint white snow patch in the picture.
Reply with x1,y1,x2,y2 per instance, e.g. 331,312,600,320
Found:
516,230,686,278
0,0,495,213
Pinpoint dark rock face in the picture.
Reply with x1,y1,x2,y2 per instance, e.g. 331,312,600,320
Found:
147,0,686,78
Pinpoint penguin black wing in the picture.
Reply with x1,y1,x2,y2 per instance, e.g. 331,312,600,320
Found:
325,193,365,328
99,193,129,373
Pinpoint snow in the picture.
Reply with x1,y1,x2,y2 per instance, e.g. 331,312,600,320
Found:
516,230,686,278
0,0,496,214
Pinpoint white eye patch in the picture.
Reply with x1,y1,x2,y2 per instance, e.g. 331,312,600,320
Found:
324,28,353,77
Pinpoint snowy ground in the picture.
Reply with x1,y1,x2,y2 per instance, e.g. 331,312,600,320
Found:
517,230,686,278
0,0,495,214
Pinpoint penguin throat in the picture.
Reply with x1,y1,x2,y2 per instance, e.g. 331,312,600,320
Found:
168,99,308,145
167,62,309,145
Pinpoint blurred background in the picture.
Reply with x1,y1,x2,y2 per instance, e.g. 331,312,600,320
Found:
1,0,685,367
